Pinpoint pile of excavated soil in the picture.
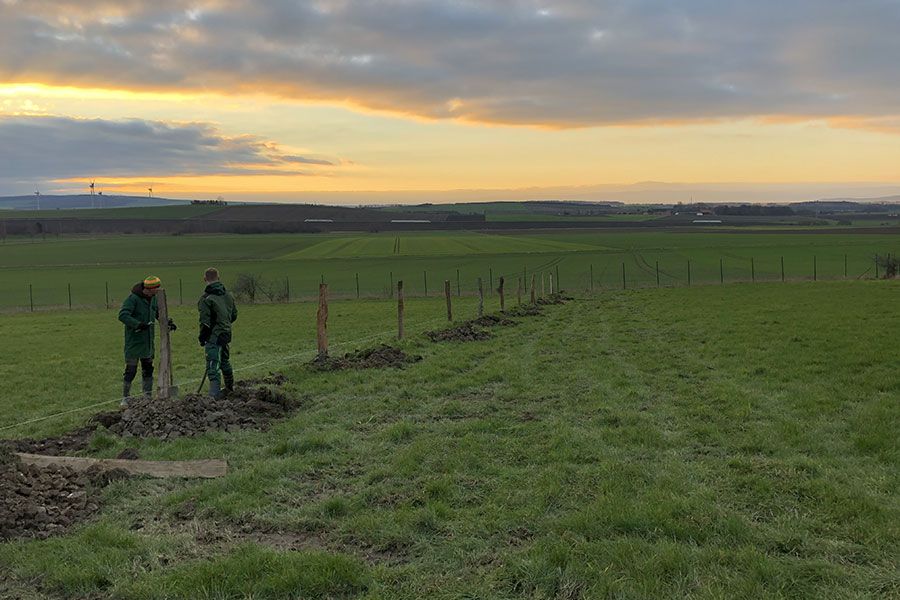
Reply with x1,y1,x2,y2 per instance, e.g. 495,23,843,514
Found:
505,304,544,317
7,375,296,449
426,322,492,342
0,448,124,541
310,344,422,371
471,315,518,327
536,293,573,306
107,376,295,439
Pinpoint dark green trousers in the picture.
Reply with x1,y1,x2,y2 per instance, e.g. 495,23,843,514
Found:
204,341,233,384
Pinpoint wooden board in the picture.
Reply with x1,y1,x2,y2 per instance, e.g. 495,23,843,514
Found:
16,453,227,479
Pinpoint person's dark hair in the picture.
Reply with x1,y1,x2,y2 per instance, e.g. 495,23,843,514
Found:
204,268,220,282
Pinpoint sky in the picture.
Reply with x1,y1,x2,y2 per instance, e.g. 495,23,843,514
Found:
1,0,900,203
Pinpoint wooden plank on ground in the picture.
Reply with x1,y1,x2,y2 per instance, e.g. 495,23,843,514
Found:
15,453,228,479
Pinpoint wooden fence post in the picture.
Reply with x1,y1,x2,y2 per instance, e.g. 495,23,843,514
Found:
751,258,755,283
498,276,505,312
813,256,817,281
477,277,484,317
29,284,33,312
397,280,404,339
517,277,522,306
456,269,461,296
423,270,428,296
687,260,692,286
444,280,452,321
621,263,626,290
590,264,594,292
286,277,291,302
844,254,847,278
541,273,545,297
356,273,360,298
156,289,175,399
317,283,329,359
530,274,536,304
549,273,554,295
390,271,394,299
67,283,72,309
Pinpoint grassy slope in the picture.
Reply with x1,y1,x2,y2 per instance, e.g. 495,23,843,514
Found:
0,231,897,310
1,281,898,598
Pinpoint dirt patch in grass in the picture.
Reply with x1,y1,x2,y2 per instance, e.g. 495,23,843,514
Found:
505,304,544,318
0,448,125,541
310,344,422,371
426,322,492,342
107,375,295,439
5,374,296,449
471,315,518,328
536,293,573,306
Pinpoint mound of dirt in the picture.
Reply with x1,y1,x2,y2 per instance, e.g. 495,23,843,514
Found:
536,293,573,306
9,424,101,456
107,376,295,439
0,449,121,541
471,315,518,327
505,305,544,317
426,322,492,342
311,344,422,371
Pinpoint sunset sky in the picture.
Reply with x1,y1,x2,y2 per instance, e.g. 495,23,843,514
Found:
1,0,899,203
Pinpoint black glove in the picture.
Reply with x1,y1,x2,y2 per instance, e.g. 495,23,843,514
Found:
198,325,211,346
136,322,149,332
168,318,177,331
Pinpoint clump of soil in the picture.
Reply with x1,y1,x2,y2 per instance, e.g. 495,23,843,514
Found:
426,322,492,342
107,376,295,439
0,449,117,541
471,315,518,328
9,424,100,456
536,293,573,306
505,304,544,317
116,448,140,460
310,344,422,371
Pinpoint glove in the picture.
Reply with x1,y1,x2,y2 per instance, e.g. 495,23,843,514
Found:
168,318,177,331
136,322,150,332
198,325,211,347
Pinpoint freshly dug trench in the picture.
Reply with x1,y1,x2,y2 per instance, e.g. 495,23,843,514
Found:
505,305,544,318
310,344,422,371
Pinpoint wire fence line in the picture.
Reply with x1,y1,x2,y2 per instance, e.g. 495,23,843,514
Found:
2,251,894,313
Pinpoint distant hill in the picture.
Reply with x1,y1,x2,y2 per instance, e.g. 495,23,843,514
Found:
793,197,900,213
0,194,188,211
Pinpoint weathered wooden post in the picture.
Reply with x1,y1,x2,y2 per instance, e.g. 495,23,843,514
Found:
68,283,72,309
397,280,404,340
456,268,461,296
444,280,452,321
530,274,536,304
317,283,328,359
621,263,626,290
498,276,505,312
541,273,545,297
687,260,692,286
156,289,176,399
751,258,755,282
549,273,554,295
477,277,484,317
813,256,817,281
844,254,848,278
423,270,428,296
517,277,522,306
356,273,360,298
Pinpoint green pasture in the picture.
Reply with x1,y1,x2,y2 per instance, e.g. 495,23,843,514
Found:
0,230,896,312
1,282,897,598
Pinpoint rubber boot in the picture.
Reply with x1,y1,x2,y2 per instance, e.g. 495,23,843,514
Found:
209,379,223,400
141,376,154,399
121,381,132,408
223,373,234,396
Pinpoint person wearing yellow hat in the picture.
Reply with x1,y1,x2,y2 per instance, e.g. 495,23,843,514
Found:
117,276,176,406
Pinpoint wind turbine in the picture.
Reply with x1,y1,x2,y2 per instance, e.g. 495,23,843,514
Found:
148,184,154,198
89,179,95,208
34,188,41,210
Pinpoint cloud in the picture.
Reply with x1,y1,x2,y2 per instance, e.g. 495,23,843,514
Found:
0,115,335,183
1,1,900,127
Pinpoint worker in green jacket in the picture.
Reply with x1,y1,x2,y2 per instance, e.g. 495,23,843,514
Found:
117,276,176,405
198,268,238,399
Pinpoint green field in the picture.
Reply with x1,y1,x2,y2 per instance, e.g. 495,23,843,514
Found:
1,282,897,598
0,230,896,311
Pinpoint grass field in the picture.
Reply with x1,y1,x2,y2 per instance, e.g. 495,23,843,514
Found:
0,230,896,311
0,282,897,598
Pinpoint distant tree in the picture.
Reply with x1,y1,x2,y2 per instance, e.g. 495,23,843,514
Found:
232,273,265,303
875,254,898,279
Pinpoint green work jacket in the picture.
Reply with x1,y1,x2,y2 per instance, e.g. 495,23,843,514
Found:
198,282,238,343
117,284,159,359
